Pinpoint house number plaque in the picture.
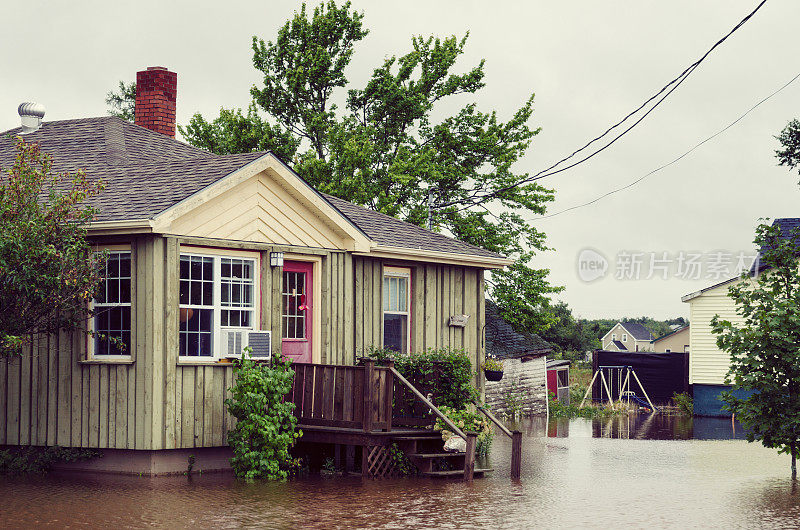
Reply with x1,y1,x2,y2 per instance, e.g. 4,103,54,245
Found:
448,314,470,327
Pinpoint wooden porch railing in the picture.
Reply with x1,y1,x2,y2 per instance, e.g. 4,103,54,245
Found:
289,360,394,432
288,359,521,481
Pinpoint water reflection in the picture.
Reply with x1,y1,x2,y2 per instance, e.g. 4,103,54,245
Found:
518,413,747,441
0,414,797,529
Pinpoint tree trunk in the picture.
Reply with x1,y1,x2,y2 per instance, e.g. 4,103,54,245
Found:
792,441,797,480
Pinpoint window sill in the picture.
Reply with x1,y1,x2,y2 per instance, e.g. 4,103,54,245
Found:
79,359,135,365
177,359,236,366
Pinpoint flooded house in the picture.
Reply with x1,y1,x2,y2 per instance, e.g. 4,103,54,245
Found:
484,300,552,416
0,67,511,474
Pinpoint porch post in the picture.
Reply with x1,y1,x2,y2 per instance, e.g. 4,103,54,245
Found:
463,432,477,482
363,359,375,433
384,360,394,432
511,430,522,480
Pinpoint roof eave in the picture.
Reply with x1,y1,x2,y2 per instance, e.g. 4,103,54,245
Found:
356,245,511,268
88,219,154,235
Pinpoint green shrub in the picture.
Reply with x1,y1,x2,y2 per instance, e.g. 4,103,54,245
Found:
225,350,301,480
548,393,627,419
0,446,100,475
672,392,694,415
434,405,493,458
367,346,477,409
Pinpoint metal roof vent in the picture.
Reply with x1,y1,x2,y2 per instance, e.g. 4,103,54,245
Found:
18,102,46,134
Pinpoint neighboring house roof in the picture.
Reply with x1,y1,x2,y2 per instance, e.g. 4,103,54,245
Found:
546,359,570,369
0,116,505,262
750,218,800,275
620,322,654,341
652,325,689,343
484,300,553,360
612,340,627,350
685,218,800,302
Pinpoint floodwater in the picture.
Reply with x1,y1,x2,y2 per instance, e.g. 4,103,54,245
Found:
1,415,799,529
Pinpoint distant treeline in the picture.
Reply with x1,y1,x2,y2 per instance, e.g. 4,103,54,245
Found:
539,301,687,357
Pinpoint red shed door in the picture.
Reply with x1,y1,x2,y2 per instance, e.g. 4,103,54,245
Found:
281,261,313,363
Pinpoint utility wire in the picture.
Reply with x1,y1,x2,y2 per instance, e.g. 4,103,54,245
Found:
534,69,800,221
435,0,768,211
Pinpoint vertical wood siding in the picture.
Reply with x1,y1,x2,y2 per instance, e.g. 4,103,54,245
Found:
351,256,485,374
0,236,485,449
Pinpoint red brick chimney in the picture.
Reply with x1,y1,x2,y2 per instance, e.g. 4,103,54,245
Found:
134,66,177,137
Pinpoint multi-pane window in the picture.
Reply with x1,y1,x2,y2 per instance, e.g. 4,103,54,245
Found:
93,252,132,356
179,255,214,357
282,270,306,339
221,258,254,328
383,267,410,354
179,252,258,358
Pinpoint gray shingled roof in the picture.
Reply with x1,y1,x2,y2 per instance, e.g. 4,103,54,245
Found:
620,322,654,341
323,194,504,259
0,117,263,222
484,300,552,360
0,116,504,259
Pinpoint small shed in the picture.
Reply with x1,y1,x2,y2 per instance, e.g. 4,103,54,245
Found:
546,359,571,404
484,300,553,416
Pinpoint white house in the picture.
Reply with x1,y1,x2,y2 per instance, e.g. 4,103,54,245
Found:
680,217,800,416
601,322,654,352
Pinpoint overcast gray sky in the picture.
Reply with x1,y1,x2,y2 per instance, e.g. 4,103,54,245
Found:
2,1,799,320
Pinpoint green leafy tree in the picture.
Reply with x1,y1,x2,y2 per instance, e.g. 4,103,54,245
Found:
776,118,800,181
174,1,562,334
225,352,301,480
181,104,300,161
105,81,136,122
711,222,800,479
0,138,105,357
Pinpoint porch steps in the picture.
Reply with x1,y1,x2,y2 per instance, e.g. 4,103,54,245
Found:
421,468,493,478
391,431,491,478
391,434,441,442
407,452,465,458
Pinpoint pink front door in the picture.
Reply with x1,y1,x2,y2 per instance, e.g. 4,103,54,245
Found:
281,261,313,363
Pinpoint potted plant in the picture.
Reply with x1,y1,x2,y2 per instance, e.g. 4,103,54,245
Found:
482,357,504,382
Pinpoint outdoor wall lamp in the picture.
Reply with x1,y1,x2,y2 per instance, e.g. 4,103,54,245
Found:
270,252,284,267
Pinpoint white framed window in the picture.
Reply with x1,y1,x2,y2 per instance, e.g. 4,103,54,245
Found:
622,334,627,342
383,266,411,354
91,250,132,358
179,249,259,359
611,333,617,341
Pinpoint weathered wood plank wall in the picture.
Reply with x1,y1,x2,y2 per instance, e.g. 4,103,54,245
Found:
0,237,485,450
352,256,484,374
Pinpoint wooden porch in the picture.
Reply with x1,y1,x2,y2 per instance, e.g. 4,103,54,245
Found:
288,359,522,480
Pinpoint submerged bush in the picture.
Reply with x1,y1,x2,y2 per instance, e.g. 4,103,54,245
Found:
434,405,493,458
672,392,694,416
548,393,630,419
225,351,301,480
0,446,100,475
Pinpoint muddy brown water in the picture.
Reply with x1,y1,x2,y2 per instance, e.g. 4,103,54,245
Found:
1,415,799,529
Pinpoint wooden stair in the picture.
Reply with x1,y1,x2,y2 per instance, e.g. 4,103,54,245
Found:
391,431,492,479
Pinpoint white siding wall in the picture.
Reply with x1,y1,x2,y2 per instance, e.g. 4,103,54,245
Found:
688,281,745,385
484,356,547,416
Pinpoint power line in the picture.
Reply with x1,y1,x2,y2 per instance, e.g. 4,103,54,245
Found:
534,69,800,221
436,0,768,211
